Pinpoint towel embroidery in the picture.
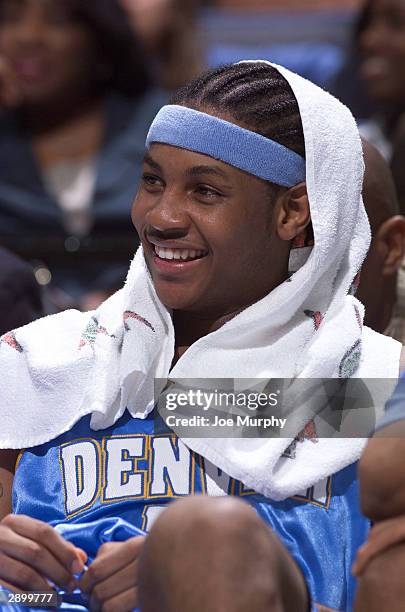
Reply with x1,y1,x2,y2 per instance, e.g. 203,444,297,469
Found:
79,316,115,350
123,311,155,333
304,310,324,331
339,340,362,378
354,304,362,330
0,331,23,353
282,419,319,459
348,271,361,296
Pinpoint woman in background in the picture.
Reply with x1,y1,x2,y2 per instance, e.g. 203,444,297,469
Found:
333,0,405,161
0,0,165,311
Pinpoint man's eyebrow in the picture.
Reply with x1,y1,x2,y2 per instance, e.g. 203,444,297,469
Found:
185,165,230,180
142,156,231,182
142,153,162,171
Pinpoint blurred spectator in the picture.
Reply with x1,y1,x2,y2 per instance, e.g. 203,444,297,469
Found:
118,0,202,90
0,0,166,311
357,140,405,340
334,0,405,160
0,246,43,335
333,2,405,347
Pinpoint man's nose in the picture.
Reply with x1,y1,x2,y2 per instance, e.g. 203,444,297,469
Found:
145,189,189,236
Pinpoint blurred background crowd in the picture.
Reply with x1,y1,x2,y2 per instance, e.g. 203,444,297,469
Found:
1,0,405,344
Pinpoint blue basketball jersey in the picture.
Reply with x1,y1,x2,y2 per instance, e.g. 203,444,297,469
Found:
11,410,369,611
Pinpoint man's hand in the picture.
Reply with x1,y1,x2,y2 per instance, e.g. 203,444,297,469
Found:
353,515,405,576
79,536,145,612
0,514,86,593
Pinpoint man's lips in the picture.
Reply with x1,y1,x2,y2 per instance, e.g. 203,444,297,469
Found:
145,237,209,274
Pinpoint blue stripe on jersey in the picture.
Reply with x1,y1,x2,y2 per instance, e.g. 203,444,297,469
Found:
13,410,369,611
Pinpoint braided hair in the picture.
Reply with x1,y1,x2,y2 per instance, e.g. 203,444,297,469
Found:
170,62,305,159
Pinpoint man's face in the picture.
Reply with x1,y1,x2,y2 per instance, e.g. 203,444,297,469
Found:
359,0,405,105
132,143,290,317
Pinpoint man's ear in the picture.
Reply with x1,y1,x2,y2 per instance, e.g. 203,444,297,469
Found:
377,216,405,275
275,182,311,241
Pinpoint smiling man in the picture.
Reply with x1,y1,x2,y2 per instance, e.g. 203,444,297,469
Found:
0,62,403,612
133,143,306,366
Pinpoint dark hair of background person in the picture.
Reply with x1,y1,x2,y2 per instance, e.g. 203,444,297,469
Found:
0,0,151,98
0,247,43,335
155,0,202,91
170,62,306,157
119,0,202,91
357,139,405,334
330,1,377,119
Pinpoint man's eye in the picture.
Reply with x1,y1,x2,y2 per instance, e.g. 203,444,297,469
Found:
142,174,163,188
196,185,222,198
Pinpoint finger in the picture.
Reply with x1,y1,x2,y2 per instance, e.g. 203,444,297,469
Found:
1,515,85,574
0,579,24,594
0,550,52,592
96,537,145,560
0,525,77,591
76,547,88,564
80,538,144,594
352,520,405,575
96,586,138,612
88,561,138,611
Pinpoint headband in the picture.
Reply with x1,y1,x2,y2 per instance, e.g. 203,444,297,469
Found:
146,105,306,188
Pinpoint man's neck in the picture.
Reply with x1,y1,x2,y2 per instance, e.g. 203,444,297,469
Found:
172,307,245,367
366,276,397,334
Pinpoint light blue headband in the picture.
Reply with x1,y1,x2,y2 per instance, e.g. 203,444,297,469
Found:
146,105,306,188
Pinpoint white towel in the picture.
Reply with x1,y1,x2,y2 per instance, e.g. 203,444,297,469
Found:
0,63,401,500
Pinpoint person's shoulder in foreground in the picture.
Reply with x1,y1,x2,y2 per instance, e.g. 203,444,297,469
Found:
359,366,405,522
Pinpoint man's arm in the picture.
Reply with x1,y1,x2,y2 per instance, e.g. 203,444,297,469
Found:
0,450,18,521
0,450,86,593
359,348,405,521
359,420,405,521
353,350,405,610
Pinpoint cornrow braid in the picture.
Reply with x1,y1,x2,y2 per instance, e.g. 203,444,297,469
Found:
170,63,306,159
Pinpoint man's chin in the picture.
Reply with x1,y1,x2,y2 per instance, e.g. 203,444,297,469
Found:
154,287,202,312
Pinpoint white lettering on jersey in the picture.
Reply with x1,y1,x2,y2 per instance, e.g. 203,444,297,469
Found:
59,434,333,517
149,436,192,497
103,436,147,502
202,458,232,496
141,504,166,531
294,477,331,508
60,440,100,516
312,478,330,506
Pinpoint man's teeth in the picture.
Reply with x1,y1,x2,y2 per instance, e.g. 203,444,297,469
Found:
155,246,207,261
